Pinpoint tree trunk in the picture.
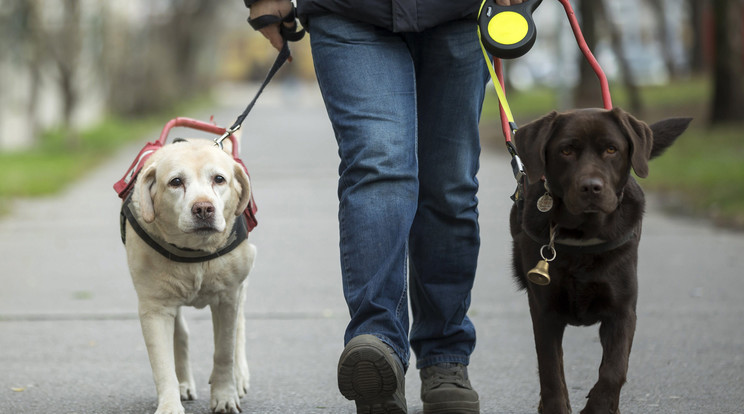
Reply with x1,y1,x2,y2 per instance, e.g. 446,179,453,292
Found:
710,0,744,124
596,0,643,114
574,0,603,107
688,0,708,75
648,0,678,78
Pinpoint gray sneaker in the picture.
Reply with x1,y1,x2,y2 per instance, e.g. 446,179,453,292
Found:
420,363,480,414
337,334,407,414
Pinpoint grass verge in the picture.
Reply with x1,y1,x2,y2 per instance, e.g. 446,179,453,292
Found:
0,95,212,215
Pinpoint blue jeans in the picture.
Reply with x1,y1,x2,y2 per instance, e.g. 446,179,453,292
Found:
308,14,488,370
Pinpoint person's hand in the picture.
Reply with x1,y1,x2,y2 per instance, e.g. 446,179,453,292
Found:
249,0,295,55
495,0,525,5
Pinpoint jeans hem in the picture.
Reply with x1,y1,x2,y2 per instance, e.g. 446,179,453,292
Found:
415,353,471,370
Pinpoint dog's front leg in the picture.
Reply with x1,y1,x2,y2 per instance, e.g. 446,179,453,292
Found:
209,296,241,413
529,297,571,414
139,303,183,414
174,308,197,401
581,311,636,414
234,282,250,397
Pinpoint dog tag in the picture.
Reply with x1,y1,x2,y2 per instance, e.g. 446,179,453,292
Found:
537,193,553,212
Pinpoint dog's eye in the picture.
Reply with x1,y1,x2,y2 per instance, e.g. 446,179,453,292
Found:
214,175,226,185
606,146,617,154
561,148,573,156
168,177,183,187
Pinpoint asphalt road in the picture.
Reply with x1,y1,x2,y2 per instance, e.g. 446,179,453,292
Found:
1,83,742,414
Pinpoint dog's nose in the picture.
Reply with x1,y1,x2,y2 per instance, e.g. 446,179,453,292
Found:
192,201,215,220
580,178,604,194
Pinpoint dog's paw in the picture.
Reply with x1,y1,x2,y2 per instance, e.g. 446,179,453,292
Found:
179,379,197,401
234,363,250,397
210,386,242,413
154,400,185,414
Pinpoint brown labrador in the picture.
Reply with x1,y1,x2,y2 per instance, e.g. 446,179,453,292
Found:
509,108,691,414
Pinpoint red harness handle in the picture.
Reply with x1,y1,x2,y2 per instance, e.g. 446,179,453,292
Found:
159,117,241,159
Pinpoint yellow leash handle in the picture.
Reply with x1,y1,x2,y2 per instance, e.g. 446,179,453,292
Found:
478,0,516,130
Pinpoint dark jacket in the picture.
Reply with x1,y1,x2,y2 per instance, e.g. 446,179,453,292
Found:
297,0,482,33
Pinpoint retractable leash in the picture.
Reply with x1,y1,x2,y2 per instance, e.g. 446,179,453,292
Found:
477,0,612,201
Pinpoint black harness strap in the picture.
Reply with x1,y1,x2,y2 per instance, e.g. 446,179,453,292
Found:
120,193,248,263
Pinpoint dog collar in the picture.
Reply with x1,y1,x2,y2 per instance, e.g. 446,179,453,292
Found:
120,192,248,263
522,224,636,255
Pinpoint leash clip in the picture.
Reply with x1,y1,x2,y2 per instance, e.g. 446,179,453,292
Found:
511,154,526,182
214,124,241,149
506,139,525,182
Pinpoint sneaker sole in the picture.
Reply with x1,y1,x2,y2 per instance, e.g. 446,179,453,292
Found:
338,335,406,414
423,400,480,414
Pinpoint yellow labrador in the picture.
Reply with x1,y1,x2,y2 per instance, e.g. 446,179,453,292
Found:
123,138,256,414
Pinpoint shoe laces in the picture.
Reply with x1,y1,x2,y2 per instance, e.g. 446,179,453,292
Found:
422,363,470,390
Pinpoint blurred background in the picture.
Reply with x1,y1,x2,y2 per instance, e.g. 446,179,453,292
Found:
0,0,742,224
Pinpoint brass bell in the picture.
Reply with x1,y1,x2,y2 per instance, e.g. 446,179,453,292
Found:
527,259,551,285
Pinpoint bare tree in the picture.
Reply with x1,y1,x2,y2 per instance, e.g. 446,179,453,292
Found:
687,0,707,75
596,0,643,114
0,0,45,147
573,0,643,113
41,0,82,147
710,0,744,124
573,0,602,107
104,0,226,116
648,0,678,78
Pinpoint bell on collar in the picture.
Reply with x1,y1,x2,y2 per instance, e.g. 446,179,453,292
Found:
527,259,551,285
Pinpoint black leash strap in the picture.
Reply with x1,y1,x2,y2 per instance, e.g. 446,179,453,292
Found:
215,7,305,148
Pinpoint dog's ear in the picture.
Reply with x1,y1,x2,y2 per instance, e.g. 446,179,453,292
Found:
137,163,157,223
610,108,654,178
233,163,251,216
515,111,559,183
648,117,692,159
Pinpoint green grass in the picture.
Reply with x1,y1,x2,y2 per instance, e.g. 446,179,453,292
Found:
481,77,744,227
643,126,744,225
0,94,212,214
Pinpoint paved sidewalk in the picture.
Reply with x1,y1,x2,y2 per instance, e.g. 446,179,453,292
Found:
1,83,743,413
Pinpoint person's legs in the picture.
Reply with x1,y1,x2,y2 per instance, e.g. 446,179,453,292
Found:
309,14,419,413
404,18,489,414
309,13,418,367
406,19,489,370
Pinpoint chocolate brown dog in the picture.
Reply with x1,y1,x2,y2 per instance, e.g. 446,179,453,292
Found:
510,108,691,414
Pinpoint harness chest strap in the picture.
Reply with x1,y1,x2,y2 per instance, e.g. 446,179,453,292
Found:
120,192,248,263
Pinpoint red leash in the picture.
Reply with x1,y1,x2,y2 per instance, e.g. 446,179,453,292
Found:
557,0,612,110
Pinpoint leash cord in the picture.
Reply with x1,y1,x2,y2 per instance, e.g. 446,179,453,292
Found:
214,41,292,148
215,6,306,148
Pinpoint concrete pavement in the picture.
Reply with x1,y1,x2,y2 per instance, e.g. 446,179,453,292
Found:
1,83,743,413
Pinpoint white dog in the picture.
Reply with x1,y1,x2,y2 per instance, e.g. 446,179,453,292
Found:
121,138,256,414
